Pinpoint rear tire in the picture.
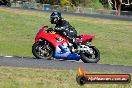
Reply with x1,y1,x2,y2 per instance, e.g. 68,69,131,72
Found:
80,46,100,63
32,41,54,59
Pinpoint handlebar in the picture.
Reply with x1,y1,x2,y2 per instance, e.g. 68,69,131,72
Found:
41,25,56,34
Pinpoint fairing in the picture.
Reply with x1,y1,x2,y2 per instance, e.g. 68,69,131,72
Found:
54,44,80,60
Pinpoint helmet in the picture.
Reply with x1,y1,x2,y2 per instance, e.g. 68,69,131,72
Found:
50,12,62,24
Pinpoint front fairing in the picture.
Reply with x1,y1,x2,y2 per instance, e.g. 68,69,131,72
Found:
35,26,69,47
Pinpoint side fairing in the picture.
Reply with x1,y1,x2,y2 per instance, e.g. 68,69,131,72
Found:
54,44,80,61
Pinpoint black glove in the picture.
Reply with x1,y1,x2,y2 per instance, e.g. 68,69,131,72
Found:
46,28,53,32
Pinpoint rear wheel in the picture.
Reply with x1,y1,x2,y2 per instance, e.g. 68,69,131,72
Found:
80,46,100,63
32,41,54,59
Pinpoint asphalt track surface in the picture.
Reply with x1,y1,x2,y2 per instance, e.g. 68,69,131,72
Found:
0,7,132,73
0,56,132,73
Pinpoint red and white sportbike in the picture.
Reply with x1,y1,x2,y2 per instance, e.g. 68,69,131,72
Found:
32,26,100,63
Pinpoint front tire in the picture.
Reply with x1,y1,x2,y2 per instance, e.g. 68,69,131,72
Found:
32,41,54,59
80,46,100,63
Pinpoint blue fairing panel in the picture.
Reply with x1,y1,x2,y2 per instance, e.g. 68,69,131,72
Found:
54,45,80,61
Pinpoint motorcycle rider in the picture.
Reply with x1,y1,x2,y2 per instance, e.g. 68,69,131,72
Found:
50,11,79,50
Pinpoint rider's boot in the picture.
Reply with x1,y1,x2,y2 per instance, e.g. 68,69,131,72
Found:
71,38,79,53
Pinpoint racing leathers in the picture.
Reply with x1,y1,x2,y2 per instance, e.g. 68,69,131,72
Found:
53,18,79,49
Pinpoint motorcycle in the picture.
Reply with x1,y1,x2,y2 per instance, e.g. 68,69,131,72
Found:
32,25,100,63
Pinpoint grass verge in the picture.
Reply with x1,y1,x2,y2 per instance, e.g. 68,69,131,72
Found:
0,66,131,88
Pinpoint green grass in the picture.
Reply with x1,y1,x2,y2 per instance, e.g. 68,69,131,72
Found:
0,67,131,88
0,8,132,65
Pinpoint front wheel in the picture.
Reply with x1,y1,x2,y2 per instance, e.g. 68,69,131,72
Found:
80,46,100,63
32,41,54,59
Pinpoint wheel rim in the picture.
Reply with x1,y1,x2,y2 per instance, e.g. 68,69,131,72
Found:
84,48,98,59
35,41,52,58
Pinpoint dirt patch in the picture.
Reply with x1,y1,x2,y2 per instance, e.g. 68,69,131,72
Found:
95,20,113,25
